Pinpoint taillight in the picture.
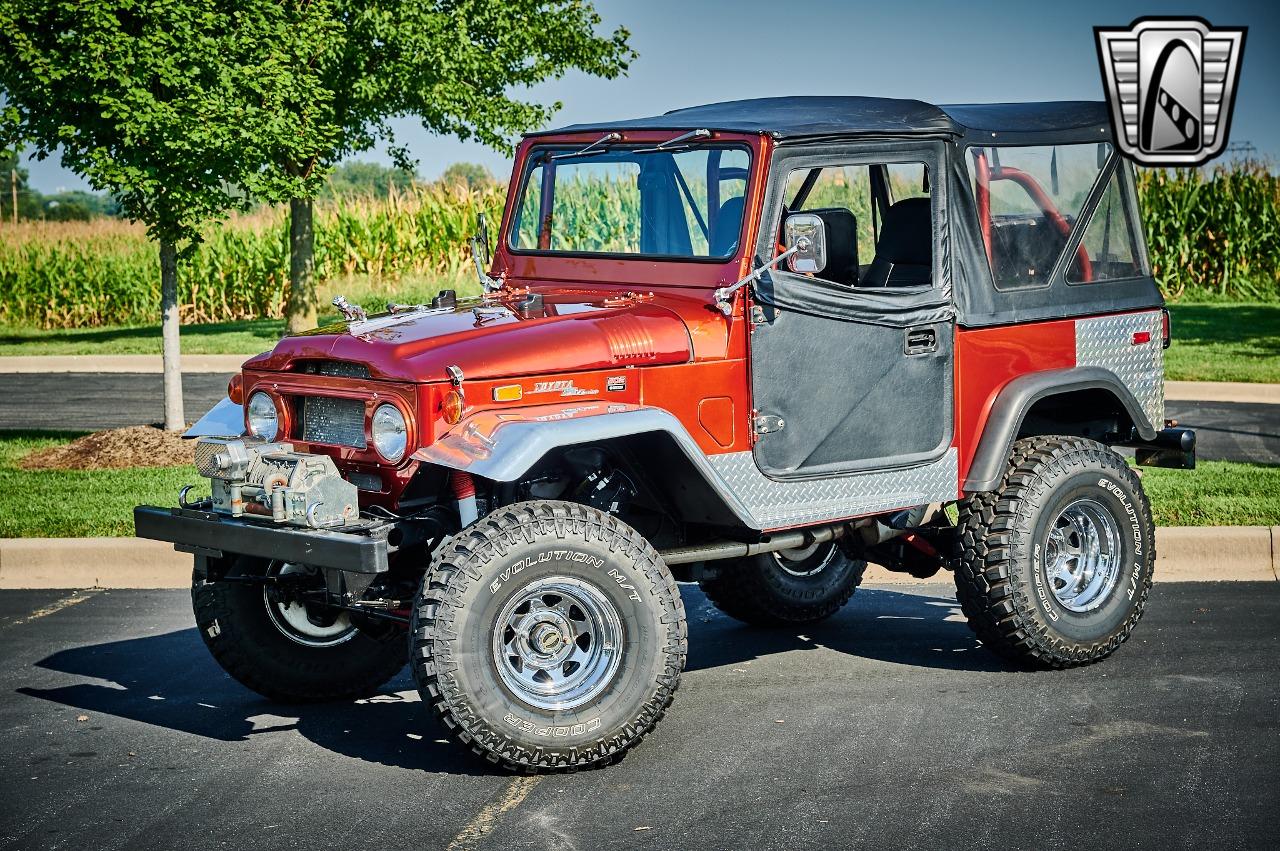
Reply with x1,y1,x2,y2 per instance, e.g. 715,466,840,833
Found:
1161,308,1171,349
227,374,244,405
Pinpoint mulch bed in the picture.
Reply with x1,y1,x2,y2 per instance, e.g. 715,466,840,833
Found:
20,425,195,470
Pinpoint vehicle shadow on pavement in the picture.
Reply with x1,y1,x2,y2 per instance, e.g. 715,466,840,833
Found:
15,584,1010,774
681,585,1018,674
16,628,498,777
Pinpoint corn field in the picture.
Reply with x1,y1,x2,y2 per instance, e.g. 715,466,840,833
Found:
1,162,1277,330
0,182,506,329
1135,160,1280,301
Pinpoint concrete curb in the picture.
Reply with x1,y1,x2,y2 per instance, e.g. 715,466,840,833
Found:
0,354,246,374
0,527,1275,589
1165,381,1280,405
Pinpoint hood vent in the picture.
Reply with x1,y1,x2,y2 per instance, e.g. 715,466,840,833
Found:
600,315,658,364
297,360,371,379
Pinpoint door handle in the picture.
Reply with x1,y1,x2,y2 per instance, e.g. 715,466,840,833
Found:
904,327,937,356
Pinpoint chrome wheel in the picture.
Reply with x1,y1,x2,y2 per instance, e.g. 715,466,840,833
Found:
263,562,357,648
493,576,624,711
772,540,838,578
1043,498,1122,612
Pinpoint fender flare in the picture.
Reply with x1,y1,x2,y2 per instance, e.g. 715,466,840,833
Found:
963,366,1158,493
412,402,759,528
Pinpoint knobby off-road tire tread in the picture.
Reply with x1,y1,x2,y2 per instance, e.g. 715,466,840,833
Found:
411,501,687,772
191,570,408,703
699,552,868,626
952,435,1155,669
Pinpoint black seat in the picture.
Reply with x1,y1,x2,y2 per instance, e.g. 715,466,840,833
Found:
709,196,745,256
802,207,859,286
863,197,932,287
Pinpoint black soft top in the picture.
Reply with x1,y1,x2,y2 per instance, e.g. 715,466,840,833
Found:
535,96,1111,144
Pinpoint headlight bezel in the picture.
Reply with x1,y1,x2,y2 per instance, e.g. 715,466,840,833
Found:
246,390,280,441
370,402,409,463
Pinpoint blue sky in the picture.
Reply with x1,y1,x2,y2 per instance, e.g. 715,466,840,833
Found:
23,0,1280,192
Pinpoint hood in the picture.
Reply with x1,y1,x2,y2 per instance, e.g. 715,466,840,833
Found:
244,289,699,383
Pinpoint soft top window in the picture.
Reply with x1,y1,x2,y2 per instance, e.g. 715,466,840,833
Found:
509,145,750,260
970,143,1112,289
781,160,933,290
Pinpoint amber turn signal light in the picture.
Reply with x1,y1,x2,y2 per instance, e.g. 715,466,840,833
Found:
492,384,523,402
442,389,465,424
227,374,244,405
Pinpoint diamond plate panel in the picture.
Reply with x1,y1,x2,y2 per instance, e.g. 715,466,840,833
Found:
707,448,959,530
1075,311,1164,429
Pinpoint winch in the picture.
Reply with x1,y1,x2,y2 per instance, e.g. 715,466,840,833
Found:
192,437,359,529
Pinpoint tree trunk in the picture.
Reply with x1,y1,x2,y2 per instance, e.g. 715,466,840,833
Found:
285,196,317,333
160,239,184,431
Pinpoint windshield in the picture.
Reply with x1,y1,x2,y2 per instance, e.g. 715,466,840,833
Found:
509,145,751,260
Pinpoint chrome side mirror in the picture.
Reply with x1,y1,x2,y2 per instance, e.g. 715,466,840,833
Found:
783,213,827,274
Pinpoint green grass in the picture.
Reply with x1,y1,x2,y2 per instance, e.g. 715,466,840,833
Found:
0,432,195,537
0,272,478,356
1139,460,1280,527
1165,303,1280,383
0,318,286,356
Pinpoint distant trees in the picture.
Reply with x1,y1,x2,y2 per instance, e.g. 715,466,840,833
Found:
0,149,120,222
441,162,498,190
323,161,419,198
1,148,40,221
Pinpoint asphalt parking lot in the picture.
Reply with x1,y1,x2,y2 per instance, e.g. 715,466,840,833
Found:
0,582,1276,850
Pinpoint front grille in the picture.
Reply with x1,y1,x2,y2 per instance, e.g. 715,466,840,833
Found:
301,396,367,448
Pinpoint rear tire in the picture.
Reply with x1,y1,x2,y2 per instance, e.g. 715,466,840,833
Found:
953,435,1155,668
412,501,687,772
192,557,408,703
699,541,867,626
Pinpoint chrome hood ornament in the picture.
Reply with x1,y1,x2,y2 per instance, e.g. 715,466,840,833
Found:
332,295,367,323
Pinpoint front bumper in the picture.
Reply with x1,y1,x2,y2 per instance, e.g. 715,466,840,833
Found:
134,506,389,573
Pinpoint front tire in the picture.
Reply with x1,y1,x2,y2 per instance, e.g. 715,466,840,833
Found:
698,541,867,626
412,501,687,772
953,436,1156,668
192,557,408,703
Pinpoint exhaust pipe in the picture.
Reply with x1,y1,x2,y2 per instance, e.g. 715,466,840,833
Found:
660,524,846,566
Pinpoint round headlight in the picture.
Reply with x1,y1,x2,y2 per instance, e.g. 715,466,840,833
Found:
246,391,279,441
371,403,408,462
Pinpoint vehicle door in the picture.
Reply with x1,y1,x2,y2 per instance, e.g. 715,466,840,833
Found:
748,140,954,478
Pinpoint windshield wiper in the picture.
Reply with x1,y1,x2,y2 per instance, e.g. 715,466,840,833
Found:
634,128,711,153
550,132,621,161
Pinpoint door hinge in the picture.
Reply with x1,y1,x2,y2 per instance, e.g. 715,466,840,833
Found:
754,413,785,435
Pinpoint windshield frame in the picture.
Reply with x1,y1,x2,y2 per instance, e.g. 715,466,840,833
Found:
505,141,755,264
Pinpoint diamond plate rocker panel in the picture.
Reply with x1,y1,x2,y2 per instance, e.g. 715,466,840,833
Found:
1076,311,1164,429
708,448,959,530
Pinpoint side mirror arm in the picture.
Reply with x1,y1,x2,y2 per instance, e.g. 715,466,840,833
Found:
470,234,505,293
713,236,811,316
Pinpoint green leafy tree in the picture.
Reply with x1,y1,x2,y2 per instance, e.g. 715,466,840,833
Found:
270,0,637,333
0,1,334,429
441,161,497,190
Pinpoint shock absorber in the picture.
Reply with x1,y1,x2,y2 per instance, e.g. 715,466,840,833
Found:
450,470,478,527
